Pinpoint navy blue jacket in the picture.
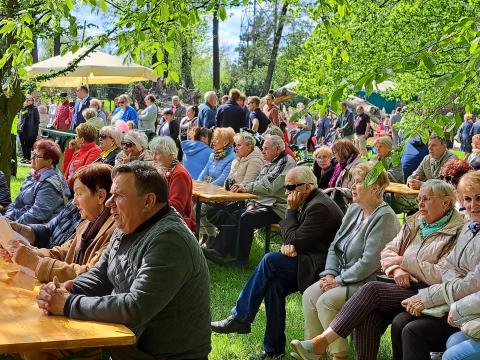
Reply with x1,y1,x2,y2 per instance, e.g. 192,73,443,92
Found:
197,103,216,129
215,101,246,132
401,138,429,180
18,105,40,138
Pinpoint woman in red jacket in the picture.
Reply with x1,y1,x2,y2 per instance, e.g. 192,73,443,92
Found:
62,123,101,184
149,135,196,232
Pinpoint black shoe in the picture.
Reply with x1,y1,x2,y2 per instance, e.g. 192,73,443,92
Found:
211,315,251,334
249,351,284,359
203,248,226,265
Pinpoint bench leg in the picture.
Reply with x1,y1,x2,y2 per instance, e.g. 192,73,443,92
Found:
264,226,271,254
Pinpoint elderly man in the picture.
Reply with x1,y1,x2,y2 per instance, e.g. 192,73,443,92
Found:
334,101,354,141
211,166,344,359
407,134,457,190
197,91,217,129
172,95,186,122
204,135,296,266
35,162,211,360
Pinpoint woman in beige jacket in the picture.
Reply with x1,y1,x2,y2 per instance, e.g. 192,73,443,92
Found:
0,163,116,283
291,179,464,360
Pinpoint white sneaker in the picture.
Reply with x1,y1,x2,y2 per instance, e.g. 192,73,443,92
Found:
290,340,320,360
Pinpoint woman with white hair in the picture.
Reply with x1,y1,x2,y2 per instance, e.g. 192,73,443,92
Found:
114,130,154,166
150,136,195,232
95,126,123,166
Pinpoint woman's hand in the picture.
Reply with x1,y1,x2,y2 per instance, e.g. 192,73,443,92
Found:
401,296,425,317
68,138,77,149
319,275,338,292
281,244,297,257
12,244,40,272
447,311,458,328
381,256,403,271
393,268,411,288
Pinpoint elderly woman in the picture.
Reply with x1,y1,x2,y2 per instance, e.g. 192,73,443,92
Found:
94,125,123,166
198,127,236,186
182,127,213,179
290,162,401,360
0,163,115,283
115,130,154,166
392,171,480,360
201,132,264,247
4,140,69,225
89,98,107,125
138,94,158,135
374,136,405,183
325,139,364,213
313,146,337,189
291,179,464,360
150,136,195,232
179,105,198,141
82,107,104,131
111,94,138,127
62,123,101,184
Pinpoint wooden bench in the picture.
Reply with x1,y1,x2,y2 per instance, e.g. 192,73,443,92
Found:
264,223,281,254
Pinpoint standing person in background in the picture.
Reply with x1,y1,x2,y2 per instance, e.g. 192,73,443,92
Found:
353,105,371,158
198,91,217,129
334,101,354,141
89,98,107,125
315,111,331,145
263,92,280,127
247,96,270,134
237,94,250,127
172,95,186,122
458,113,474,157
390,107,403,149
113,94,138,128
47,99,57,128
467,134,480,169
470,115,480,137
216,88,246,133
137,94,158,138
71,85,92,129
221,95,229,105
179,105,198,141
53,92,72,130
18,94,40,164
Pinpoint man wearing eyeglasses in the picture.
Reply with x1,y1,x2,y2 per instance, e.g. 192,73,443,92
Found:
71,85,91,129
211,166,343,359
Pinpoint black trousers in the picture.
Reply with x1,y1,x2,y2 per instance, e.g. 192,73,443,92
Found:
213,205,281,262
391,312,457,360
19,133,36,160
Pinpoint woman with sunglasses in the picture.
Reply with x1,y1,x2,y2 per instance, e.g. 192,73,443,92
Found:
62,123,102,184
290,161,401,360
95,126,123,166
291,179,464,360
114,130,154,166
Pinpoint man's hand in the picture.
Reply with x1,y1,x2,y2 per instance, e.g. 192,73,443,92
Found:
319,275,338,292
12,244,40,272
393,268,411,288
381,256,403,272
230,184,246,193
402,296,425,317
280,244,297,257
407,177,422,190
287,191,308,210
37,277,72,316
447,311,458,328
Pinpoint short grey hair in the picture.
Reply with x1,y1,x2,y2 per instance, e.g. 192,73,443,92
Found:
264,134,285,151
118,94,130,104
149,136,178,158
263,126,283,138
204,91,217,103
172,95,180,101
100,126,123,148
82,107,97,120
429,134,447,145
374,136,393,148
421,179,456,208
234,132,256,151
288,166,317,186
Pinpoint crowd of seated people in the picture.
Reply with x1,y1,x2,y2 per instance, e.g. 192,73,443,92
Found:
4,88,480,360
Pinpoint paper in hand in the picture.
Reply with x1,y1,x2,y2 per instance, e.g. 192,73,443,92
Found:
0,216,29,255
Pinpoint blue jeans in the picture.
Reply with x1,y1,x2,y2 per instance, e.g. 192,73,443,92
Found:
443,332,480,360
232,252,298,354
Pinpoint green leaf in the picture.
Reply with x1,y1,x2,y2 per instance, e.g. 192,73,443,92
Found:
344,30,352,44
364,162,385,187
218,6,227,21
340,49,349,63
420,52,436,72
164,40,175,54
65,0,74,10
331,86,344,103
470,37,480,54
97,0,108,12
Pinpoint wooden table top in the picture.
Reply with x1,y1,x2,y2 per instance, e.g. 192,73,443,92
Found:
192,180,257,202
0,262,135,353
386,182,420,196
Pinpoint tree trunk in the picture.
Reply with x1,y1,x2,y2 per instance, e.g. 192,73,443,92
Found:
32,37,38,63
212,3,220,92
180,36,194,89
262,1,288,95
53,34,61,56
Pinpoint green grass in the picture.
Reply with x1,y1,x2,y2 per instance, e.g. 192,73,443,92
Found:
9,166,395,360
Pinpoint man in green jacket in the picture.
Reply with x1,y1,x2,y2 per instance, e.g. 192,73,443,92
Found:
36,161,211,360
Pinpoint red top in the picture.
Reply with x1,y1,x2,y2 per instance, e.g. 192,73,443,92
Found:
165,163,196,233
263,104,280,127
62,142,102,184
54,100,73,130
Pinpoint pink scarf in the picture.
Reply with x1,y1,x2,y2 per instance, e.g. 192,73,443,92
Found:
328,153,358,188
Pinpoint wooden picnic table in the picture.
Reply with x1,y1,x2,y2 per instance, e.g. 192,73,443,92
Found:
192,181,257,265
0,262,135,354
385,182,420,197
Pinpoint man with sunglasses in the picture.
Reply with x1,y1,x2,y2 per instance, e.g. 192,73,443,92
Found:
211,166,343,359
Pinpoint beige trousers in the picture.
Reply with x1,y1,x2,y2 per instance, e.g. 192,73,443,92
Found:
302,281,348,355
354,134,368,156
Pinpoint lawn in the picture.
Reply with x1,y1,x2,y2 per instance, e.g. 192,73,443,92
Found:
9,165,395,360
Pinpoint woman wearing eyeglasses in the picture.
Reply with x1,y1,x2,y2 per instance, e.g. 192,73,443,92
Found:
291,179,464,360
114,130,154,166
4,139,70,225
95,126,123,166
62,123,102,185
290,161,401,360
312,145,337,189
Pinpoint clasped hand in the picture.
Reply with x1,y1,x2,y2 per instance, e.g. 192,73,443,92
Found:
319,275,338,292
280,244,297,257
230,184,246,193
401,296,425,317
37,276,74,316
380,255,403,272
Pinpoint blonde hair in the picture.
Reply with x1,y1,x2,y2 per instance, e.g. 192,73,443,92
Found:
213,127,235,146
234,132,256,152
351,161,390,195
374,136,393,149
82,107,97,120
90,98,103,110
457,170,480,195
313,145,333,158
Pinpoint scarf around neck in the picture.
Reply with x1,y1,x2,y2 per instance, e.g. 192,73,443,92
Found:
328,152,358,188
75,207,111,264
213,145,232,161
419,210,453,239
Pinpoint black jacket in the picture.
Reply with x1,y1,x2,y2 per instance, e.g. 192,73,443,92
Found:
215,100,246,132
18,105,40,138
313,158,337,189
280,188,343,292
